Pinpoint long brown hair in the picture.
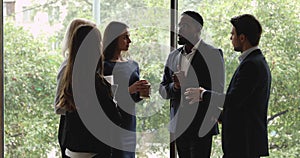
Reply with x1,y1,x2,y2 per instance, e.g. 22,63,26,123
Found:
103,21,128,61
57,25,102,111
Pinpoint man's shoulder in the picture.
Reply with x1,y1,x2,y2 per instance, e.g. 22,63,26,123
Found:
244,49,263,61
199,41,222,52
197,41,223,59
170,47,183,54
167,47,183,58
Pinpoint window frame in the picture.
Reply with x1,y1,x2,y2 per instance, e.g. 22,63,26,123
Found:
0,0,179,157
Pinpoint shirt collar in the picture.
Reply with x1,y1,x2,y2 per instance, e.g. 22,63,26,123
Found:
191,39,202,52
238,46,259,62
182,38,202,55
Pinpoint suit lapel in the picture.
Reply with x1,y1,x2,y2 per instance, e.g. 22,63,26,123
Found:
189,40,209,74
188,42,203,76
175,47,184,71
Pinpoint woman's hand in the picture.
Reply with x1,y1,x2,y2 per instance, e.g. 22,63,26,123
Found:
128,80,149,94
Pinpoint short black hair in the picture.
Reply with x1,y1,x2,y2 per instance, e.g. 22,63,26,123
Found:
230,14,262,46
182,11,204,28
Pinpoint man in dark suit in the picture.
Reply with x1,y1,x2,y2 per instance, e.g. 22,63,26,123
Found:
159,11,224,158
185,14,271,158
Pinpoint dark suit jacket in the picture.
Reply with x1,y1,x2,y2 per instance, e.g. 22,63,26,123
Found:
204,49,271,157
62,74,121,153
160,40,224,138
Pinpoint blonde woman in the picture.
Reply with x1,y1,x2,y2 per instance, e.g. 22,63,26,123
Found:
56,25,121,157
54,19,96,157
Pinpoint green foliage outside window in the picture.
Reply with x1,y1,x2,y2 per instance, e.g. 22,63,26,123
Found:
4,0,300,157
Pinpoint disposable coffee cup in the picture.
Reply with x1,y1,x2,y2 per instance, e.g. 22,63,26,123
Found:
140,82,151,99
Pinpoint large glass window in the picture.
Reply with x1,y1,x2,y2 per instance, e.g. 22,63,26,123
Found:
4,0,171,157
3,0,300,157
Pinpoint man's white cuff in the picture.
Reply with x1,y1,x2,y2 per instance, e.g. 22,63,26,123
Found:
200,89,207,100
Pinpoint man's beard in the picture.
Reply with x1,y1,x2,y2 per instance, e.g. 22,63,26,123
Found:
233,40,243,52
234,46,242,52
178,36,191,45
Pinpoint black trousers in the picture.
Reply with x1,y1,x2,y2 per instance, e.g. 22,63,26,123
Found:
176,134,212,158
58,115,69,158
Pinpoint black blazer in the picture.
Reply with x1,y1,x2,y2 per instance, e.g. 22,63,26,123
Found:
205,49,271,157
160,40,224,138
62,73,121,153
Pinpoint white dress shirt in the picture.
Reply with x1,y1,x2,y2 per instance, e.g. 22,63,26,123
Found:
180,39,202,76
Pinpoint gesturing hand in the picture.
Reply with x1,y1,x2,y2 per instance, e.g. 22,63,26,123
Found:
172,70,184,90
184,87,206,104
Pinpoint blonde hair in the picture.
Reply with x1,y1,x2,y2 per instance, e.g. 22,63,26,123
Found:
57,25,103,111
61,18,96,58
